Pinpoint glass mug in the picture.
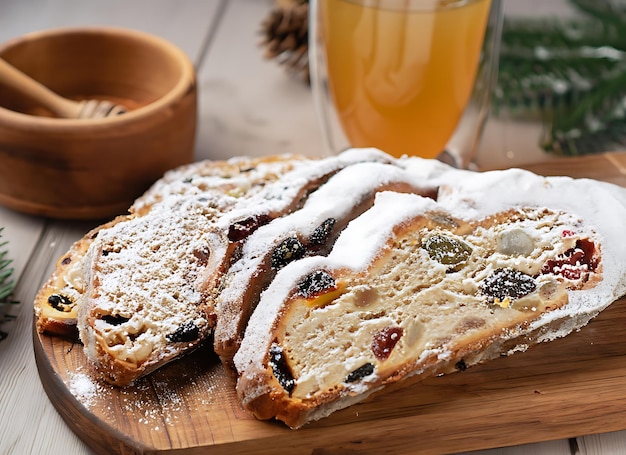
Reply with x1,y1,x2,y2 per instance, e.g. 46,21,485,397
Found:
310,0,503,168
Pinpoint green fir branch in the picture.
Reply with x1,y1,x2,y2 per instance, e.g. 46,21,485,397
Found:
0,232,16,302
0,227,17,341
570,0,626,29
495,0,626,156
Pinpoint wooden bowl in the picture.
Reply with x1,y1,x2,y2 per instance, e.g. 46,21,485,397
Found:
0,27,197,219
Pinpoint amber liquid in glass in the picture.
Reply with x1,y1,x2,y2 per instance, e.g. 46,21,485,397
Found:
323,0,492,158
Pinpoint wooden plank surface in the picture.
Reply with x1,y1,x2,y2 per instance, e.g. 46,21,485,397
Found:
1,221,96,454
31,154,626,455
0,3,224,455
0,0,222,64
514,152,626,187
195,0,324,161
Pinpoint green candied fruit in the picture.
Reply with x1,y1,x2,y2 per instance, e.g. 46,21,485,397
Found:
422,234,472,266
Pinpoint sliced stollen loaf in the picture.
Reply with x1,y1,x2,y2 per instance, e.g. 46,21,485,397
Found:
35,155,305,342
214,161,438,368
234,170,626,429
78,149,393,386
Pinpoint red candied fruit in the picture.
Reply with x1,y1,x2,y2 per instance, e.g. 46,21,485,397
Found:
227,214,272,242
371,326,404,361
542,238,598,280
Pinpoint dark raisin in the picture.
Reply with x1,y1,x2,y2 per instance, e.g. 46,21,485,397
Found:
480,268,537,302
297,270,336,298
47,294,73,312
271,237,305,269
269,344,295,393
371,326,404,361
61,257,72,266
455,359,467,371
183,177,193,184
422,234,472,266
101,314,130,326
102,250,111,256
227,214,272,242
309,218,336,246
345,363,375,383
167,321,200,342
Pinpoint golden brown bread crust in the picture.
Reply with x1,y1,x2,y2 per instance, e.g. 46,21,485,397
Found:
34,150,622,428
75,150,398,386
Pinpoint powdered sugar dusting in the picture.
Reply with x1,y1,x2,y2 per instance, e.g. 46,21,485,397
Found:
131,154,307,215
234,193,441,373
67,359,222,432
235,153,626,427
69,370,103,408
79,196,220,375
76,156,313,384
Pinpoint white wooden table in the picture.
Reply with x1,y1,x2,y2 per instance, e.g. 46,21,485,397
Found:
1,1,625,454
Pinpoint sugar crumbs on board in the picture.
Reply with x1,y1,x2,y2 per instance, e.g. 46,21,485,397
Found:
68,369,107,409
68,366,220,432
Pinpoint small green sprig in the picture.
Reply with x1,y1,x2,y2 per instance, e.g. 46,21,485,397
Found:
0,227,17,341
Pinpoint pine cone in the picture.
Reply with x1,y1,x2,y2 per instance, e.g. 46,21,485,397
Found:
260,0,310,82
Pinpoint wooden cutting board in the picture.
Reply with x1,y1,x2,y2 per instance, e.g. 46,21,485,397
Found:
34,152,626,455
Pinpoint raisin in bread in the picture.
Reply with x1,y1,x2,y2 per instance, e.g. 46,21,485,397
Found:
78,149,393,385
214,161,438,369
235,177,626,428
35,155,306,342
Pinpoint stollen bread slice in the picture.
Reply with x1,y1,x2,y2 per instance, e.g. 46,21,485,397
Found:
129,154,306,216
35,155,305,342
78,149,392,386
34,217,128,340
234,172,626,428
214,161,438,369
